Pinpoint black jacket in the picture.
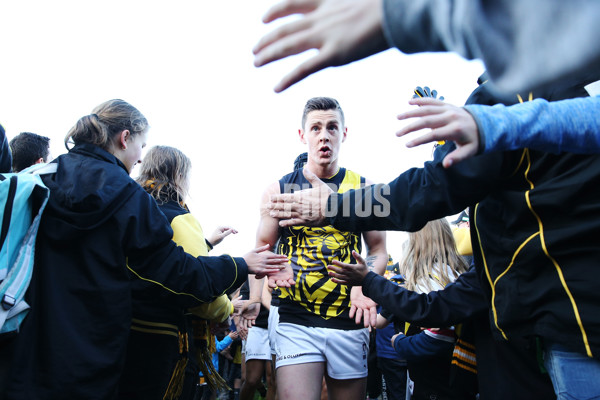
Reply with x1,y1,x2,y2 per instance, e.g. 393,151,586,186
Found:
5,144,248,400
0,123,11,173
363,270,555,400
328,86,600,359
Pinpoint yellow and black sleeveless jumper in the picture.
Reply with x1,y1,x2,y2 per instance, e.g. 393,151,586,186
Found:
277,167,365,330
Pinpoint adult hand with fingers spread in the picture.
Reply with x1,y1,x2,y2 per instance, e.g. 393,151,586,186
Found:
253,0,389,92
328,250,369,286
349,286,378,329
243,244,289,278
396,97,480,168
268,168,333,227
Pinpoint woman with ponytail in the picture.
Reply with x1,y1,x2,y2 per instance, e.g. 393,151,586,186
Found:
3,100,286,400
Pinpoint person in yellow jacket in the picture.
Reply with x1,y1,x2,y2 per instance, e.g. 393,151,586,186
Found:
118,146,242,400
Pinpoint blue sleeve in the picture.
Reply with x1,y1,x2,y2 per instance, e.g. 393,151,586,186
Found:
466,96,600,155
392,331,454,361
0,123,12,173
216,335,233,352
363,268,487,327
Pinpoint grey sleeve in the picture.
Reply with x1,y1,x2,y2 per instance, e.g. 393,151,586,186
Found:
381,0,600,95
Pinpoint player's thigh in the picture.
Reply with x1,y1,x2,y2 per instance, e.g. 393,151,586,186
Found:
325,375,367,400
277,362,325,400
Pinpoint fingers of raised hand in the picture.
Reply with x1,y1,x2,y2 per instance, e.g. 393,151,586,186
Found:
254,19,317,67
405,97,446,109
278,217,308,228
261,0,321,25
273,40,331,93
268,193,297,208
399,111,452,133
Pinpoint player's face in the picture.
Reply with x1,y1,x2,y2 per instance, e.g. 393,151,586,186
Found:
300,110,346,168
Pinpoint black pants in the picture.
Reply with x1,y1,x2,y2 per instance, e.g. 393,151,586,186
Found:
117,329,181,400
378,357,408,400
0,336,16,400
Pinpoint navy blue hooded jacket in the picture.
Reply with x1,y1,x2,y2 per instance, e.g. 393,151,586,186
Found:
0,123,12,173
4,144,248,400
363,269,554,400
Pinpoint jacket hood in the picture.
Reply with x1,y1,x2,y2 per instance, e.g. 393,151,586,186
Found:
42,144,140,235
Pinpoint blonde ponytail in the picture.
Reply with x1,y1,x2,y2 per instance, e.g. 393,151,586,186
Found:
65,99,148,151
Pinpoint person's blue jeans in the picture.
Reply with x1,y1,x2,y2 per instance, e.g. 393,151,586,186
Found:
543,342,600,400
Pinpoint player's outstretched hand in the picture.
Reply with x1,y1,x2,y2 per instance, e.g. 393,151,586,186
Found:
349,286,378,329
267,264,296,289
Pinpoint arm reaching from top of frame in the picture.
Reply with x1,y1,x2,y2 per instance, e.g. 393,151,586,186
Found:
253,0,389,93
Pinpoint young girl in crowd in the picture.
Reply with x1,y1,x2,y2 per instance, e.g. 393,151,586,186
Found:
1,99,287,400
390,218,470,400
118,145,242,400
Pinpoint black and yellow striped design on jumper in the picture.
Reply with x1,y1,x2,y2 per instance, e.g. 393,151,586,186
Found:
278,168,363,325
451,338,477,374
131,318,180,338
